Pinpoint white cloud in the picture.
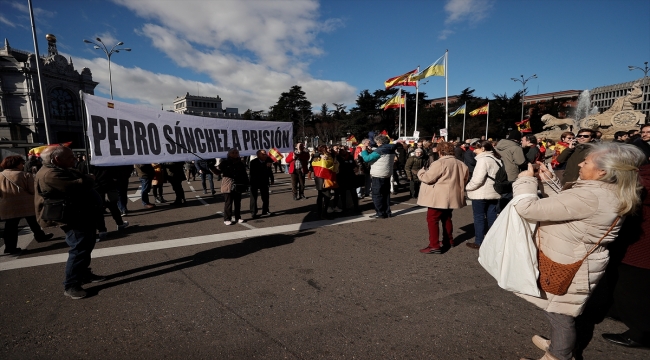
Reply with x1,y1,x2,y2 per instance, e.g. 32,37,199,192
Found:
10,1,56,18
444,0,492,24
105,0,355,111
0,14,16,27
439,0,493,39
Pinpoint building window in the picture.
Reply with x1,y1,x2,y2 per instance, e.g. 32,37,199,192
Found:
49,88,76,121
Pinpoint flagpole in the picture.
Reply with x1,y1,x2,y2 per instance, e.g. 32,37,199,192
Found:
485,102,490,139
404,88,407,138
414,66,419,136
28,0,52,144
444,50,448,141
462,102,466,141
398,88,402,138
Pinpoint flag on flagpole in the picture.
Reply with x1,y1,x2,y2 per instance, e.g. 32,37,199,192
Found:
268,148,284,163
449,104,466,117
469,104,489,117
411,54,445,81
28,142,72,157
384,69,417,89
380,92,405,110
347,135,358,145
516,119,532,133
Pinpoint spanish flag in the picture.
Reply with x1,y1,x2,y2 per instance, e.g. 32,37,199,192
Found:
469,104,489,117
380,93,405,110
311,156,338,181
347,135,358,145
385,69,417,89
28,142,73,157
268,148,283,163
516,119,532,133
551,141,569,169
411,54,445,81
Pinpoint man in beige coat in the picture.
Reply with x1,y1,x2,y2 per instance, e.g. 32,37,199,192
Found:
416,142,468,254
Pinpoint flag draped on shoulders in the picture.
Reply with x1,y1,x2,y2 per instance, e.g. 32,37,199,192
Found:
385,69,417,89
469,104,489,117
449,104,466,117
311,156,338,181
28,142,72,157
411,54,445,81
551,141,570,169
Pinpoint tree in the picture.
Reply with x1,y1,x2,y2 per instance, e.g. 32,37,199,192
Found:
268,85,313,142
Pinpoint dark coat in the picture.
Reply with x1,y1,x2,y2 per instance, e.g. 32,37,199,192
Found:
405,154,427,181
164,162,186,182
336,154,357,190
632,138,650,164
135,164,155,179
88,165,118,192
34,164,99,229
249,158,274,187
555,143,591,184
218,158,249,193
463,148,477,173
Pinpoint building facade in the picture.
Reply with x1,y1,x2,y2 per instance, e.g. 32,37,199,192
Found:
173,93,241,119
590,77,649,120
0,35,98,148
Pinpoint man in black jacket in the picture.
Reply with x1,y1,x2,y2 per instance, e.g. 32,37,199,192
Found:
249,150,275,218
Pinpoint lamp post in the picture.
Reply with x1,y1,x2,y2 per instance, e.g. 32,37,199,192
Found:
83,38,131,99
628,62,649,115
511,74,537,121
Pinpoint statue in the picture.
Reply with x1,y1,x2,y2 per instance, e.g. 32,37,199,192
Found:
537,82,646,140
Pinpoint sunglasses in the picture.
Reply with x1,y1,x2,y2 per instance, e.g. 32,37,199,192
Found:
576,134,591,138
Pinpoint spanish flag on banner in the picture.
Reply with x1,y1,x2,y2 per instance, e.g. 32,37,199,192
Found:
311,156,338,188
268,148,283,163
28,142,73,157
385,69,417,89
516,119,532,133
469,104,489,117
380,93,405,110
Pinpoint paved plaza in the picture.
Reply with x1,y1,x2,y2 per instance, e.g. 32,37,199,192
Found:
0,174,644,359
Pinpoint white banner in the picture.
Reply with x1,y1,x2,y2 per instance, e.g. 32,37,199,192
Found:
83,93,293,166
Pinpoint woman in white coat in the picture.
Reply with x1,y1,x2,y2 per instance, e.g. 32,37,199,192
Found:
514,143,645,360
464,140,502,249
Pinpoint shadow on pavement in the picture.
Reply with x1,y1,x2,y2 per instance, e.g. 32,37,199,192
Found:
86,230,315,297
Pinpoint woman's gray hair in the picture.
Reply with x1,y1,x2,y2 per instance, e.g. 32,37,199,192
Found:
374,134,390,145
587,143,645,215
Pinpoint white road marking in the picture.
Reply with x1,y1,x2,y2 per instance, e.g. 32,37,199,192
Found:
195,195,209,206
0,207,427,271
128,186,142,202
189,186,196,192
238,222,256,230
0,228,34,263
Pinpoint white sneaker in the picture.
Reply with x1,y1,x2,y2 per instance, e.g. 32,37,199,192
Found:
224,221,232,225
237,219,245,223
117,221,129,231
333,207,343,213
327,207,334,214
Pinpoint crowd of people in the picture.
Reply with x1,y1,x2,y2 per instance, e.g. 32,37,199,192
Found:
1,124,649,359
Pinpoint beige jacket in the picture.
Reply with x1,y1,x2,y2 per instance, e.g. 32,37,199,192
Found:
0,170,37,219
416,155,469,209
465,151,502,200
512,176,621,317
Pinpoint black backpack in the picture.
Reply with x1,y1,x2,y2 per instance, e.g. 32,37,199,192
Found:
485,157,512,195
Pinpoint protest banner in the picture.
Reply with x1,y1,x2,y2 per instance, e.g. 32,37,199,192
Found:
83,93,293,166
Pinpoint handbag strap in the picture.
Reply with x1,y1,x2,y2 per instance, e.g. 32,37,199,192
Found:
536,216,620,262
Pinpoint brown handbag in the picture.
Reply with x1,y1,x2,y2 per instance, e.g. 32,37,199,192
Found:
536,217,619,296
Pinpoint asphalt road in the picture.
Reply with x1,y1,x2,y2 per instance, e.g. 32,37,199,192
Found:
0,173,644,359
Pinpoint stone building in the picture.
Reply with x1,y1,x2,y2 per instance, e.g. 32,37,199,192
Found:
591,78,649,120
173,93,241,119
0,35,98,148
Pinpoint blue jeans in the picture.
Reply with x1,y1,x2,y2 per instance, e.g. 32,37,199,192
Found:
63,226,96,289
140,178,152,205
201,172,214,193
371,177,391,217
471,199,499,245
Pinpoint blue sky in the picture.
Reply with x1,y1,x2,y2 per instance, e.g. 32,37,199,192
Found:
1,0,649,112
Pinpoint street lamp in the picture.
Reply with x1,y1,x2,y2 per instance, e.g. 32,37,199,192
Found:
628,62,649,113
83,37,131,99
511,74,537,121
